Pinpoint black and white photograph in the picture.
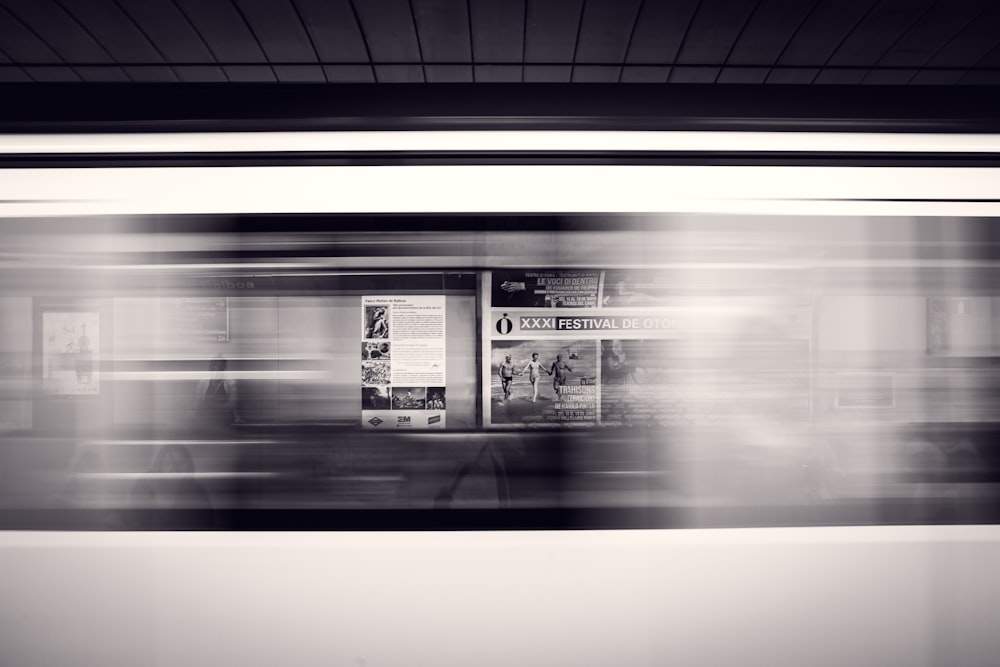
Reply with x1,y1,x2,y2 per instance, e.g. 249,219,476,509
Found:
361,360,391,387
425,387,446,410
363,304,390,339
491,270,601,308
490,339,597,425
4,5,1000,667
391,386,425,410
362,340,391,360
362,385,391,410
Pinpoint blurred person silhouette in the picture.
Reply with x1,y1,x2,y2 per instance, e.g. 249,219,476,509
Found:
194,355,241,431
602,339,641,386
129,444,214,529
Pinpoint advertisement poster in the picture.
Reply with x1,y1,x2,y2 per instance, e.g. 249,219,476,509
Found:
483,271,812,428
362,295,446,429
42,311,100,395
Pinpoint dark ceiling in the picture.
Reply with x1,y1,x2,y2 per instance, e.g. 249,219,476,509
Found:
1,0,1000,85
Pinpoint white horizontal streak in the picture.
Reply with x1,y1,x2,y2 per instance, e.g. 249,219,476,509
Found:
1,130,999,154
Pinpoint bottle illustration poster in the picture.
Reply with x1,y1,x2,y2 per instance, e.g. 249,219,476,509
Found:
42,311,100,395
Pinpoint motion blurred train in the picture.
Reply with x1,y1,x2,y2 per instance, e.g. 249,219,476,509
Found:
1,126,999,667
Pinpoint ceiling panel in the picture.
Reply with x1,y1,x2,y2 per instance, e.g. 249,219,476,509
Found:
620,65,671,83
874,0,989,68
524,0,583,64
674,0,760,66
413,0,471,62
572,65,620,82
234,0,321,63
625,0,700,64
292,0,370,65
575,0,641,64
0,0,997,86
353,0,423,65
425,64,472,82
725,0,819,66
774,0,878,69
473,64,521,82
470,0,524,64
113,0,223,67
925,3,1000,68
58,0,170,66
172,0,268,62
0,5,65,63
826,0,937,67
1,0,115,63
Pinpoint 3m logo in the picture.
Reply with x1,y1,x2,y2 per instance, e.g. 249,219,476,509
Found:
396,416,412,427
428,415,441,425
368,417,383,427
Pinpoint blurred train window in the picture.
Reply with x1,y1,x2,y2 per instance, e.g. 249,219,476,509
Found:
0,209,999,529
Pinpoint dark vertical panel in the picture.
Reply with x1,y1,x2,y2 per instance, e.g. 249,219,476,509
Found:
575,0,642,63
413,0,471,62
675,0,760,65
352,0,423,62
827,0,936,67
626,0,700,64
524,0,584,63
172,0,269,62
470,0,524,62
726,0,818,65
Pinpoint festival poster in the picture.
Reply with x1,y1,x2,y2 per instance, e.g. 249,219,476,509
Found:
484,270,813,428
42,311,100,395
361,295,446,429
